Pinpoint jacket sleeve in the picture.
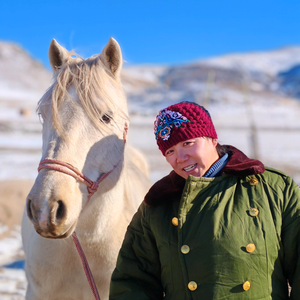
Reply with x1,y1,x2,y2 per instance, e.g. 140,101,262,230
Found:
109,203,164,300
281,177,300,298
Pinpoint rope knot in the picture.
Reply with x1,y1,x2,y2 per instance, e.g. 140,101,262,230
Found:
87,182,98,196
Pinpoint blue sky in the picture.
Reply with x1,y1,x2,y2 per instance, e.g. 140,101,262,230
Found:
1,0,300,69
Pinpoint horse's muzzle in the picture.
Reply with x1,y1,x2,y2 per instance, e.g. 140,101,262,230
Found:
26,197,76,239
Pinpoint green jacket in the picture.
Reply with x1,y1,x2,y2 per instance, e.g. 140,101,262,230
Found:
110,147,300,299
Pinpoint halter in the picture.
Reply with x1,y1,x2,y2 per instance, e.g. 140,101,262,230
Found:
38,124,127,202
37,126,127,300
38,158,119,203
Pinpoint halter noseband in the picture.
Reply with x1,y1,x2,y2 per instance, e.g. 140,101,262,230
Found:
38,158,120,202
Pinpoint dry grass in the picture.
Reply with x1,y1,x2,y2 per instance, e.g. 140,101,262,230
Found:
0,180,33,239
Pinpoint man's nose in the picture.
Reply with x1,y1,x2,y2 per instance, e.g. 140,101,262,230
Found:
176,149,188,163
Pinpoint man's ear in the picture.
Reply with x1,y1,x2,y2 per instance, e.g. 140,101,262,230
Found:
212,138,218,147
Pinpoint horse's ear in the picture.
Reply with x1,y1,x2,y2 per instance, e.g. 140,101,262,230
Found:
100,38,123,79
48,39,69,72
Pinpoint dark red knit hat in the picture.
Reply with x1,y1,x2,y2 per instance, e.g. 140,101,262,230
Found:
154,102,218,155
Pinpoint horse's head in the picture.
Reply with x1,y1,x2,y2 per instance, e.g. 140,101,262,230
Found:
26,38,128,239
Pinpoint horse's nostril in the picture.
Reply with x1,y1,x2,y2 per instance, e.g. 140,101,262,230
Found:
27,199,34,221
56,200,66,221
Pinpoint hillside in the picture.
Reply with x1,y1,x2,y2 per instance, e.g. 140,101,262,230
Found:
0,41,300,182
0,42,51,100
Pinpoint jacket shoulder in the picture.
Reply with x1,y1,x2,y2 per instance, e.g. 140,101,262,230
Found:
260,166,298,192
261,166,290,182
263,166,289,177
144,171,185,207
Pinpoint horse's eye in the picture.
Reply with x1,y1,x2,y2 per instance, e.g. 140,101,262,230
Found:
101,114,111,124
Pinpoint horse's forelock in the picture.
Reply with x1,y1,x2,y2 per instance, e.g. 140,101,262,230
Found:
40,55,128,138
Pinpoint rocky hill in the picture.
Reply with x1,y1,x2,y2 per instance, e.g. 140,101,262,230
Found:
1,40,300,114
0,42,51,100
122,47,300,115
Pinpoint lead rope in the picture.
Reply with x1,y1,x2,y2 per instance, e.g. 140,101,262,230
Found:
72,232,101,300
71,167,116,300
38,125,128,300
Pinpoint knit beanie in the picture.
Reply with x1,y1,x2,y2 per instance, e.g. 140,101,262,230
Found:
154,102,218,155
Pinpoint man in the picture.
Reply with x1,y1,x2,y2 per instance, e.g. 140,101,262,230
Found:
110,101,300,299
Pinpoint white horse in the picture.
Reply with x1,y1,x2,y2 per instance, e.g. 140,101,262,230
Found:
21,38,150,300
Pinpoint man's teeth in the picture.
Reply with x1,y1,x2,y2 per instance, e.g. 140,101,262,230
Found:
183,164,196,172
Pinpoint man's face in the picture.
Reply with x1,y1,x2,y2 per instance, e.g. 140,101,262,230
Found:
165,137,219,179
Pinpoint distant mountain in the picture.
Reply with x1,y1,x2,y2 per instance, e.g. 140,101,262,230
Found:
201,47,300,99
1,41,300,110
278,65,300,98
121,47,300,116
202,47,300,76
0,41,51,101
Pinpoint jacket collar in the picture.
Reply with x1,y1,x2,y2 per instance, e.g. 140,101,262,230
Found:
144,145,265,207
221,145,265,177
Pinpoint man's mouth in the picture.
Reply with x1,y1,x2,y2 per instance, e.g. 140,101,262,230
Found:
183,164,197,172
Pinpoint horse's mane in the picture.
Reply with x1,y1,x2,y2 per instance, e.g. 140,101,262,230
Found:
37,52,128,137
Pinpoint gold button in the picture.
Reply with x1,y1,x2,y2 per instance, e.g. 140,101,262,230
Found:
181,245,190,254
246,243,256,253
243,281,251,291
249,207,259,217
249,178,258,186
172,217,178,226
188,281,197,291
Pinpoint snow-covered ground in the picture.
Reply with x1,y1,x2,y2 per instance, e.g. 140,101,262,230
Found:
0,225,26,298
0,267,26,299
1,98,300,298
